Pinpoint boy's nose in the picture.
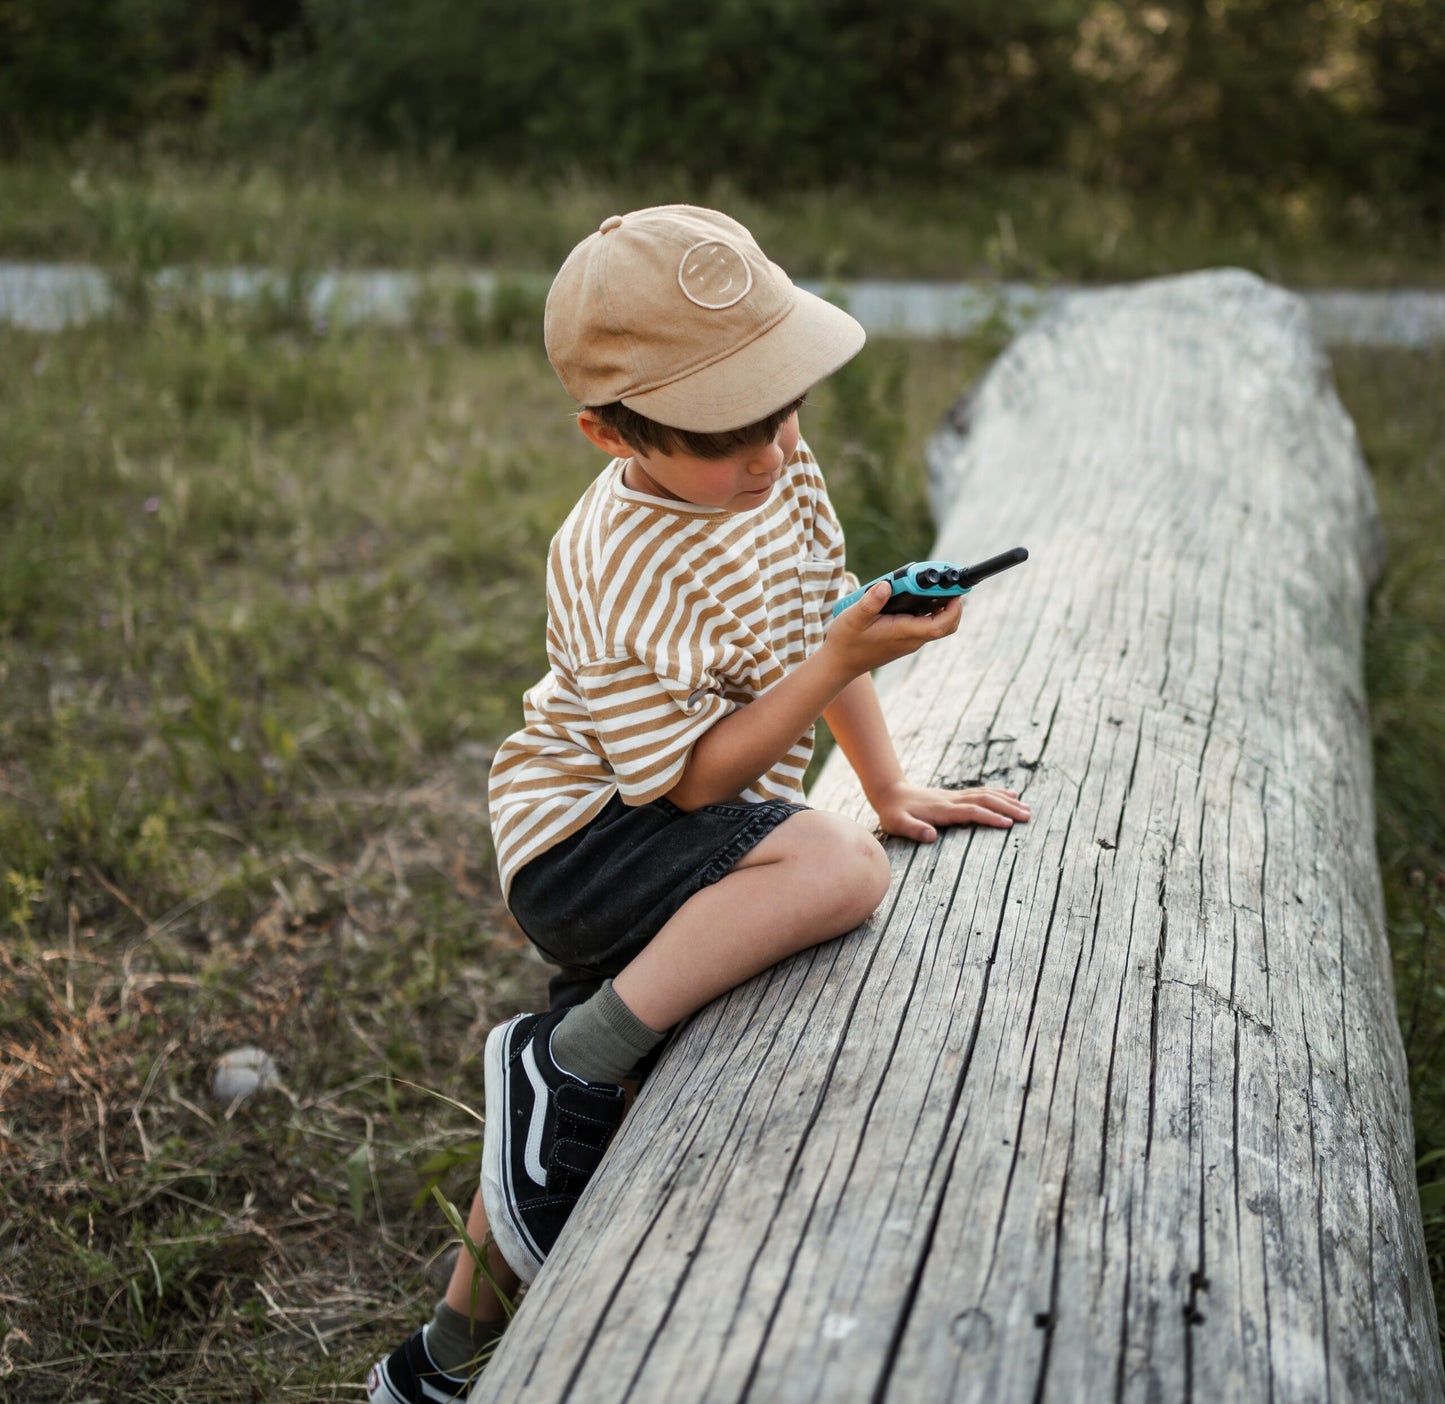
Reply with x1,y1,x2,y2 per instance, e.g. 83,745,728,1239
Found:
749,440,784,475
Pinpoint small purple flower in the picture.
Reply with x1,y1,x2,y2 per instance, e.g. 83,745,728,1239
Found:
143,496,161,514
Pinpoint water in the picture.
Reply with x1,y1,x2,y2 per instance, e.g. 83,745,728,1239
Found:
3,261,1444,347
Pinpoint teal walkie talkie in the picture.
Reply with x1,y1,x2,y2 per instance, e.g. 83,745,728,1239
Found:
832,547,1029,617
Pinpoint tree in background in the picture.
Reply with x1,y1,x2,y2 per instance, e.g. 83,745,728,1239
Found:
212,0,1085,186
1,0,1441,212
1366,0,1445,216
0,0,302,142
1073,0,1359,189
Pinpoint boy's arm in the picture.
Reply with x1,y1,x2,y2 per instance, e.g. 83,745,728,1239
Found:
665,647,854,811
822,675,1027,840
667,586,1030,836
665,582,956,812
820,672,906,807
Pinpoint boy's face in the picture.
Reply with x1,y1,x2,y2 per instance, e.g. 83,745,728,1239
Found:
621,412,801,512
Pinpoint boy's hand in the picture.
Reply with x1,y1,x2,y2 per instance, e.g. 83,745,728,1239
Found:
823,580,962,677
871,781,1031,844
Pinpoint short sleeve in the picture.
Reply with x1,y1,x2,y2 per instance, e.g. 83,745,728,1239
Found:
802,452,860,611
572,654,734,805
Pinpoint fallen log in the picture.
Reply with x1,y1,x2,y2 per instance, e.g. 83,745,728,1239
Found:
474,269,1442,1402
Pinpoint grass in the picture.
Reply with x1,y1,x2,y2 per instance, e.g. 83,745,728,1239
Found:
0,307,575,1402
0,285,999,1400
3,150,1444,288
1345,344,1445,1289
0,279,1439,1398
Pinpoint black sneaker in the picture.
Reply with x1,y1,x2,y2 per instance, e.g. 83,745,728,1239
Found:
481,1009,627,1282
366,1325,478,1404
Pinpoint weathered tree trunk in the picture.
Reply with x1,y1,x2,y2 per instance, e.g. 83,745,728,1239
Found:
474,271,1442,1402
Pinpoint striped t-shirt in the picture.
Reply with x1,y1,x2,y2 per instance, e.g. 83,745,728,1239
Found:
488,439,856,899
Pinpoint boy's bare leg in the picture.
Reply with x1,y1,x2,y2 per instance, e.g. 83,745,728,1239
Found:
612,809,890,1032
445,1185,518,1320
366,1189,517,1397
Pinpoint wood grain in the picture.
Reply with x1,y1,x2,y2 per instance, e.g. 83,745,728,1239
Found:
474,270,1441,1403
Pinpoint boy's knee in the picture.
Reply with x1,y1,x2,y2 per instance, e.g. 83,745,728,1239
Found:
788,810,890,918
851,826,892,912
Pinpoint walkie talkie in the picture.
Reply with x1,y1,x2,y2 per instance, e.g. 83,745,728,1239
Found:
832,547,1029,617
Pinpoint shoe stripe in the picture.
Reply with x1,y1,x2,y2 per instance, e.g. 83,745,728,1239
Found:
368,1360,467,1404
483,1020,545,1281
521,1037,550,1188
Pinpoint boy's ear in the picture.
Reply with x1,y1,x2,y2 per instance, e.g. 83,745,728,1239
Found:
576,411,634,457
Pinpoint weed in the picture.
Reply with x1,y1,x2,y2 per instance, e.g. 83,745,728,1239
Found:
0,311,572,1395
5,153,1445,287
0,308,1440,1396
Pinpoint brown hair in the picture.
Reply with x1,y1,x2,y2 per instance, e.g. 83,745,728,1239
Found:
587,396,806,460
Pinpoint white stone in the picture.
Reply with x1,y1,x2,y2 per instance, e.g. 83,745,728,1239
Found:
213,1046,280,1101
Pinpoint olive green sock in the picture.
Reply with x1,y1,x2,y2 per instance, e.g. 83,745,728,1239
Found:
426,1299,507,1376
550,979,666,1085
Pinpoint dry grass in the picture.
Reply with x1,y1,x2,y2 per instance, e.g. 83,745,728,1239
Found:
0,286,1439,1397
0,290,995,1399
1,748,544,1402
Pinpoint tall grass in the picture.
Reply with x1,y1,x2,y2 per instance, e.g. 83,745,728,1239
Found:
4,154,1443,288
0,287,1439,1397
1340,346,1445,1291
0,285,997,1398
0,301,570,1399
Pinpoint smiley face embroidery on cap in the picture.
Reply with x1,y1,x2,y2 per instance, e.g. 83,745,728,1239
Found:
678,240,753,310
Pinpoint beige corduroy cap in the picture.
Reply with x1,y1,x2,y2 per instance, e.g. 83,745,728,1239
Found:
544,205,865,434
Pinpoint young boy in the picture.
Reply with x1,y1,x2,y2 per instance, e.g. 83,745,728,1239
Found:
367,205,1029,1403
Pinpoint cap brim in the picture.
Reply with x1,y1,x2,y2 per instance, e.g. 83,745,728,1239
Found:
621,286,865,434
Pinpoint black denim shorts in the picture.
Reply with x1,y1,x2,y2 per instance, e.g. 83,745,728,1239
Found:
508,792,808,1011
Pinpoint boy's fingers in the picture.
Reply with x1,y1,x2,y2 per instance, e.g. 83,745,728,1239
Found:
835,581,890,626
888,598,959,634
939,793,1031,825
959,785,1024,803
889,815,937,842
900,597,962,635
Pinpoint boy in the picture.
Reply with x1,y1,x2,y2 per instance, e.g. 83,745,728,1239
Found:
367,205,1029,1403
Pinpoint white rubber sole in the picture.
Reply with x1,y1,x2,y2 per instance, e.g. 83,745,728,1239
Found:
480,1017,545,1284
364,1359,397,1404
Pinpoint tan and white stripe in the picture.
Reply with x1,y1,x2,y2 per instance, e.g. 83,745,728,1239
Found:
488,441,854,899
